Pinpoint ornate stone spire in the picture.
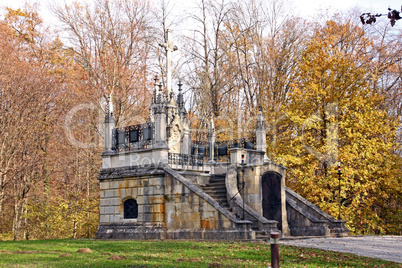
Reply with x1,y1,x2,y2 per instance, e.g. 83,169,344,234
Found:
153,75,159,104
177,80,184,109
157,81,163,104
208,117,215,133
256,106,268,161
256,105,264,130
104,94,115,152
105,94,115,123
208,118,216,162
159,29,178,96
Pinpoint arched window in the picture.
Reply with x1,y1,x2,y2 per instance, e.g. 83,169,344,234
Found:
124,199,138,219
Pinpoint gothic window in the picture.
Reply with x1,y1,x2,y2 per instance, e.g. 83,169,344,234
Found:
124,199,138,219
129,130,139,142
198,145,206,156
218,145,228,156
143,127,152,140
245,141,255,149
117,130,125,145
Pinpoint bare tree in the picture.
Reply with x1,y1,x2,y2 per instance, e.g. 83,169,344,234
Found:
52,0,153,126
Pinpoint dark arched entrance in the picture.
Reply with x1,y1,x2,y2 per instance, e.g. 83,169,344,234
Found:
124,199,138,219
262,172,282,230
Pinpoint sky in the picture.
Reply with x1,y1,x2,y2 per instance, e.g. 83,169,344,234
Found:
1,0,402,25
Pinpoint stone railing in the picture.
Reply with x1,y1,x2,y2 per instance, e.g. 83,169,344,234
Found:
113,122,155,152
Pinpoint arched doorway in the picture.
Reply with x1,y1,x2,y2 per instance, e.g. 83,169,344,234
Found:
262,172,282,230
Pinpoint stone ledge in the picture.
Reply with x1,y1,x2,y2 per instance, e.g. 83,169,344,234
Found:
95,223,255,241
98,165,165,180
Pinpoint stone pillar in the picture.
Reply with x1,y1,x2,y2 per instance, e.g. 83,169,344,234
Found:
182,126,191,155
152,83,168,148
104,95,115,153
229,148,246,166
208,118,216,162
154,106,167,146
256,107,269,161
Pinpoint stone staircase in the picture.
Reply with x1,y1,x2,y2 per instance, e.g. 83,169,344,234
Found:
203,174,272,241
203,175,239,218
254,229,271,241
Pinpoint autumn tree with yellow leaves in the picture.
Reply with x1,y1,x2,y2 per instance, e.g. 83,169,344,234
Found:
279,20,401,234
0,0,400,240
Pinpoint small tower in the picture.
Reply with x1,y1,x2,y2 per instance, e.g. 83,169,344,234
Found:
104,94,115,153
177,80,186,117
256,106,268,161
153,82,167,147
208,118,216,162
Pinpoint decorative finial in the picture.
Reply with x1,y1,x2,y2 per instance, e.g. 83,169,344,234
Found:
153,76,159,103
178,80,183,91
177,81,184,108
257,106,264,130
209,117,215,131
108,93,114,115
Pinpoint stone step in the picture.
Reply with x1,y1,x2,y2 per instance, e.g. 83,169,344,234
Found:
256,235,270,239
204,181,225,186
203,174,238,218
204,189,227,195
255,237,270,242
204,186,226,190
209,177,226,183
211,175,226,179
206,181,226,186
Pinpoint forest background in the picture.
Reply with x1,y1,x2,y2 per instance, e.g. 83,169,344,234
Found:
0,0,400,241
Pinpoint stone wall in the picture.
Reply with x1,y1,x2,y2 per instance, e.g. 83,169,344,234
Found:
232,162,289,235
164,174,234,230
285,187,349,237
99,175,166,224
95,165,254,240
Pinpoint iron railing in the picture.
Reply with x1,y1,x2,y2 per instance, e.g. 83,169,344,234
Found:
113,122,155,152
168,153,206,168
189,137,256,162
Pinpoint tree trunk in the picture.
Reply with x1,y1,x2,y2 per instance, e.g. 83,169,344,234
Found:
13,196,20,241
73,211,77,239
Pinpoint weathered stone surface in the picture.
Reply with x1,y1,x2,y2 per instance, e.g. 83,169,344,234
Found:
96,149,347,240
104,190,115,198
95,223,255,241
286,187,349,237
95,164,255,240
98,165,165,180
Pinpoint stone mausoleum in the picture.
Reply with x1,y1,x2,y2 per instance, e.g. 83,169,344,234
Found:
94,30,348,240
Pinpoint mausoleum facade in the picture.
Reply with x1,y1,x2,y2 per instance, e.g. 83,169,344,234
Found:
94,30,348,240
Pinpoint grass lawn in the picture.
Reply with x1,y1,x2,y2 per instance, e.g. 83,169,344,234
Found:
0,239,400,267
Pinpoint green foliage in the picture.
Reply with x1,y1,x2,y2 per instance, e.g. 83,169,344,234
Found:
24,195,99,240
0,239,399,267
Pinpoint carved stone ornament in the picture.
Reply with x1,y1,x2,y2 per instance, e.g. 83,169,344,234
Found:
168,118,183,154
